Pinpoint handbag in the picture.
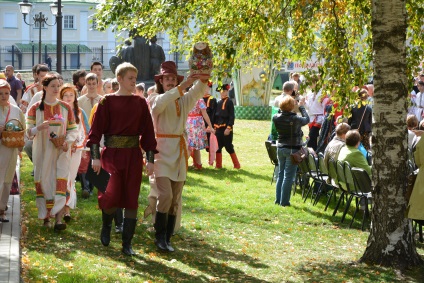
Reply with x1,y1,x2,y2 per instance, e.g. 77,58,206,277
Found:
290,147,308,165
287,116,308,165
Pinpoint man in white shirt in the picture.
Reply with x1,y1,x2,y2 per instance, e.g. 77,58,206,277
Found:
21,66,49,113
305,83,329,150
415,81,424,122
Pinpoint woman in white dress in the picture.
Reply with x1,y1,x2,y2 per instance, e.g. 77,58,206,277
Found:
0,80,25,222
26,74,78,231
59,84,90,222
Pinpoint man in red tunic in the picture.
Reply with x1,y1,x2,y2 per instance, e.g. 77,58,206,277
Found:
87,62,157,256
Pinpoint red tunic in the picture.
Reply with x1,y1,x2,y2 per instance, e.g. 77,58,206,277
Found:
87,95,157,209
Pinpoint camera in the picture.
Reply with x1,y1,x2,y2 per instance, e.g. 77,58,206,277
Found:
291,90,300,101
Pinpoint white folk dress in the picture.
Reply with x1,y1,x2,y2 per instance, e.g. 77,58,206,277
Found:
65,109,89,209
27,99,78,219
0,103,25,210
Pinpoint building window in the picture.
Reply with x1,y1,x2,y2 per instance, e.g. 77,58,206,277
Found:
4,13,18,28
91,19,97,30
64,15,75,29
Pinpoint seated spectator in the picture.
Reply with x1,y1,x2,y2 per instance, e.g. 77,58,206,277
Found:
337,130,372,177
411,120,424,151
407,114,419,149
323,123,351,167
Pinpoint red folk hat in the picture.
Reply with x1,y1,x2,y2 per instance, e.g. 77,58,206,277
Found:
154,61,184,84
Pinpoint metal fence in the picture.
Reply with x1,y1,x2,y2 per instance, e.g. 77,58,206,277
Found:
0,44,187,72
0,44,117,71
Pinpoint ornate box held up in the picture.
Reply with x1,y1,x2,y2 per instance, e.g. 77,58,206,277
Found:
189,42,213,76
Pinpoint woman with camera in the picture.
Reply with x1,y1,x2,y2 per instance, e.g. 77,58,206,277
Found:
272,95,309,206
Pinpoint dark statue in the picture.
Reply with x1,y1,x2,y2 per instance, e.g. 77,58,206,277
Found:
149,36,166,80
120,40,135,66
134,36,150,81
111,33,166,81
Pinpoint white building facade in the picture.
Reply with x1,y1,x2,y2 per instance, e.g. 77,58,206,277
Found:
0,0,186,72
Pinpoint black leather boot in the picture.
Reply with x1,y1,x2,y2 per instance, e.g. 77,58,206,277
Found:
154,212,168,251
114,208,124,233
101,210,114,246
166,214,177,252
122,218,137,256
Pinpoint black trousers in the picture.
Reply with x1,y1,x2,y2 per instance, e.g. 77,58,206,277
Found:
307,126,320,151
215,128,235,154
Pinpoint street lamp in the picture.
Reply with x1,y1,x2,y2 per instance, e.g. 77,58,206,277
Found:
18,0,63,73
51,1,63,74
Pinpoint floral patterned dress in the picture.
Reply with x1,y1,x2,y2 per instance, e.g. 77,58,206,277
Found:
186,99,208,151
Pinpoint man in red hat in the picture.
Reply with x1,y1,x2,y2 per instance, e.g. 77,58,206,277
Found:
148,61,209,252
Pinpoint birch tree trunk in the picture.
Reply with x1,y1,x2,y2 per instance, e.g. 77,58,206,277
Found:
360,0,422,268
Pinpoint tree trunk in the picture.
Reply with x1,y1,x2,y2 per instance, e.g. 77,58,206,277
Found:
360,0,423,269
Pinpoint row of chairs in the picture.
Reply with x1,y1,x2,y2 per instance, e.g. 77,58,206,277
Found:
265,140,373,230
297,150,373,231
267,141,423,241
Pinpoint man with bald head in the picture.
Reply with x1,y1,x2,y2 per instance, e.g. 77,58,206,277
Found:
5,65,23,105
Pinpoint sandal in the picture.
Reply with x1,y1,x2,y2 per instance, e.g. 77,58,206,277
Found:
54,222,67,232
0,215,9,223
63,214,71,223
43,219,51,227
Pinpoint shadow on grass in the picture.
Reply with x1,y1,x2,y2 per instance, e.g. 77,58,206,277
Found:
22,212,271,282
292,259,424,283
290,187,373,232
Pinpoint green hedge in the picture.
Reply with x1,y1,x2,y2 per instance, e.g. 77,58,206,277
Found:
234,106,272,120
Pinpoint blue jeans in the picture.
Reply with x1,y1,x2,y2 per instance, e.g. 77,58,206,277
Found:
275,147,298,206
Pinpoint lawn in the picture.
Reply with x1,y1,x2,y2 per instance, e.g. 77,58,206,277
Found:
19,119,424,282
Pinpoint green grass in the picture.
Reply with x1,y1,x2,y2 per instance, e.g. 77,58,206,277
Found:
20,120,424,282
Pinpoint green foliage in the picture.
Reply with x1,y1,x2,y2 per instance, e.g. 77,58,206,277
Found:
94,0,423,96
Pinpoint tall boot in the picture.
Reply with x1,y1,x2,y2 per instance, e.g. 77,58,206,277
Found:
114,208,124,233
101,210,114,246
78,173,90,199
166,214,177,252
215,153,222,169
122,218,137,256
154,211,168,251
230,152,241,169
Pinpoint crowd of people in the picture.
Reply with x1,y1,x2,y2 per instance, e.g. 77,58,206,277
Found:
0,60,241,255
271,72,424,226
271,74,374,207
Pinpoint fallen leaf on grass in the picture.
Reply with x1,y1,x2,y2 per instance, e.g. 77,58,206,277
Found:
64,262,73,269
